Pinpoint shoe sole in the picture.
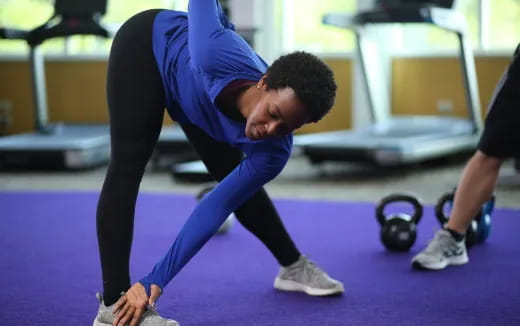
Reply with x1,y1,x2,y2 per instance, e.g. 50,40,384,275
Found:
94,318,180,326
274,277,344,296
93,319,110,326
412,255,469,270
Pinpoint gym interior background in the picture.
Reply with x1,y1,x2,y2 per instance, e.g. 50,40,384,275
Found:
1,0,520,325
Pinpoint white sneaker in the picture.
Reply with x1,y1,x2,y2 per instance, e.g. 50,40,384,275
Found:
93,292,179,326
411,229,468,270
274,256,344,296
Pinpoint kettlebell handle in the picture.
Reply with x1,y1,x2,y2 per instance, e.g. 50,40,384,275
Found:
435,192,454,225
376,193,423,226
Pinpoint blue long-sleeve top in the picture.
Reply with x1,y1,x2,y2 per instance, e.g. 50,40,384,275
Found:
139,1,293,294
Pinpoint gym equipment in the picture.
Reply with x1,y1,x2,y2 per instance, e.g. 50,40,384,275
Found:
435,190,494,247
376,193,423,252
171,160,215,183
151,126,200,171
477,196,494,243
0,0,111,169
295,0,483,166
196,185,235,234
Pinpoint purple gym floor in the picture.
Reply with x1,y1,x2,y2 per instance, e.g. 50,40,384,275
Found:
0,191,519,325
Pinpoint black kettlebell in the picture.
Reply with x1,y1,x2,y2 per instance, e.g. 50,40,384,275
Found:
435,191,479,247
196,185,235,234
376,193,423,252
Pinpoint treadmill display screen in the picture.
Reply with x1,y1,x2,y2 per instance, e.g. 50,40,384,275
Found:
376,0,456,9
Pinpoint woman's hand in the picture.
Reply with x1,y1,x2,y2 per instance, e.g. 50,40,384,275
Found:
113,282,162,326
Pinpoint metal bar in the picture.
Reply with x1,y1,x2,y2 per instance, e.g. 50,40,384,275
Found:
29,46,50,133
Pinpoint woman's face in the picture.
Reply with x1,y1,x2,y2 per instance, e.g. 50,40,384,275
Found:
244,84,311,141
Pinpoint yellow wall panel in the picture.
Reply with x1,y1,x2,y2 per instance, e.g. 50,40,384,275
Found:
45,61,108,123
476,57,512,113
297,58,352,134
0,59,174,134
0,62,33,134
0,55,510,137
392,56,511,118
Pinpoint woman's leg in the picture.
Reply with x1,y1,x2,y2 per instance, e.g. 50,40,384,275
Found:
96,9,165,306
180,123,301,266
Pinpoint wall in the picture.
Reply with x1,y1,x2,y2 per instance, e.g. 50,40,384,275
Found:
0,55,511,135
0,59,108,134
392,56,511,118
297,58,353,134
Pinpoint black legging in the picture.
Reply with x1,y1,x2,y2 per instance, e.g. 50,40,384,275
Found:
96,9,300,306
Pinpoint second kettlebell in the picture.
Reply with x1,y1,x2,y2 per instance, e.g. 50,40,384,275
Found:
376,193,423,252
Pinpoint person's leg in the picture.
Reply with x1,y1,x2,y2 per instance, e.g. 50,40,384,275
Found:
412,44,520,270
96,9,165,306
448,44,520,234
446,150,504,234
179,123,300,266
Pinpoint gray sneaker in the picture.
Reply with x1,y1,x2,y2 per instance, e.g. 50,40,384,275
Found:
93,292,179,326
274,256,344,296
411,229,469,270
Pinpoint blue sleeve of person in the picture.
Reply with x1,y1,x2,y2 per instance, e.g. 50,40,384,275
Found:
139,135,292,295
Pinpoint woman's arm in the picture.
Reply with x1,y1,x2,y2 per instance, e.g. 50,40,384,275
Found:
188,0,233,68
139,136,292,294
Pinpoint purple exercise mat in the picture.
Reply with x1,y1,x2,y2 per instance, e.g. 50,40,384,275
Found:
0,191,519,326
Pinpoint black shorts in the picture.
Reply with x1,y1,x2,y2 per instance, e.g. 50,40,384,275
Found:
478,44,520,158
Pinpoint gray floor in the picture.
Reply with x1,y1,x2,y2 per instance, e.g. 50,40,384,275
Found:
1,153,519,208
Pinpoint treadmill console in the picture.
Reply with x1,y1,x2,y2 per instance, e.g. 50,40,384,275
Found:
55,0,107,17
27,0,110,46
375,0,457,9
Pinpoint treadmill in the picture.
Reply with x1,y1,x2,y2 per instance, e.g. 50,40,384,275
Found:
0,0,111,169
295,0,483,166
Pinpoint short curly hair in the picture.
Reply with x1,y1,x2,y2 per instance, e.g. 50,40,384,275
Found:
265,51,337,123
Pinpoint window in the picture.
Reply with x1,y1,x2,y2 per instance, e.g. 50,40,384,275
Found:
0,0,53,53
173,0,188,11
423,0,480,50
279,0,358,53
489,0,520,49
273,0,519,54
395,0,519,52
0,0,173,55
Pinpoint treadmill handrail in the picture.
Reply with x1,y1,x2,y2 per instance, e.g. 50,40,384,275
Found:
0,27,30,40
1,14,110,46
27,15,110,46
322,5,482,134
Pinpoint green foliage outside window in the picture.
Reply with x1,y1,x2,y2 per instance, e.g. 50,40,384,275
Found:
0,0,54,53
283,0,520,53
284,0,357,53
0,0,172,54
1,0,519,55
490,0,520,49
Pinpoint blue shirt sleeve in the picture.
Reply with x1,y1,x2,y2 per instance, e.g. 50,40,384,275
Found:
188,0,235,69
139,136,292,294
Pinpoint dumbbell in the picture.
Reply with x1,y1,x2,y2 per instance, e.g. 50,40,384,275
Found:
375,193,423,252
196,185,235,234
